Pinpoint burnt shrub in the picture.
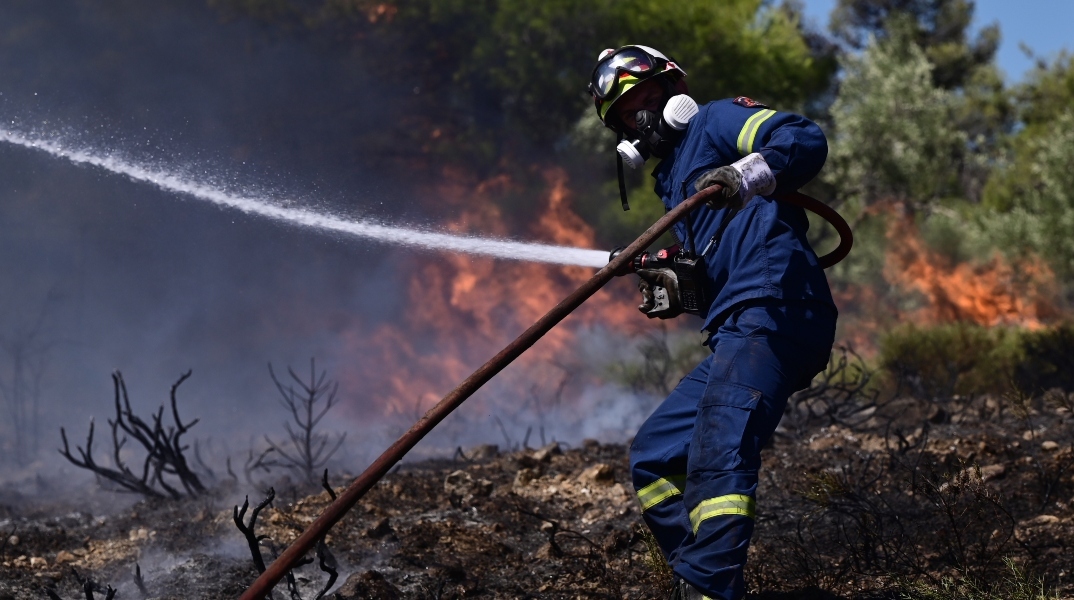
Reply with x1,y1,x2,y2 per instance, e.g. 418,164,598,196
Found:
757,442,1018,595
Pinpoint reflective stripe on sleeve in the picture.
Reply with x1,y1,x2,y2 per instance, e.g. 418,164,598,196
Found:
689,494,756,533
636,475,687,511
735,109,776,155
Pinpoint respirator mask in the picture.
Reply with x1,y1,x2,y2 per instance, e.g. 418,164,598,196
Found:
616,94,699,169
588,45,693,210
611,94,699,210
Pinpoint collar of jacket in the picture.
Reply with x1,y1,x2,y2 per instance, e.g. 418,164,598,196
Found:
651,102,720,206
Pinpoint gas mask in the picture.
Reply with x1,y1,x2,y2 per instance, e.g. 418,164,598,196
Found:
616,94,699,170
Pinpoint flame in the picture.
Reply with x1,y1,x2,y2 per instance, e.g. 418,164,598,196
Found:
339,168,640,420
883,214,1059,328
365,3,398,23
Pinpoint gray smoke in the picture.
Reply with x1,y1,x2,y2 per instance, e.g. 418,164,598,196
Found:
0,0,658,493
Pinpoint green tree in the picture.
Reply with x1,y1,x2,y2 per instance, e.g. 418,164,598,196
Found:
210,0,840,244
966,54,1074,291
211,0,835,152
825,31,963,214
975,110,1074,283
830,0,999,89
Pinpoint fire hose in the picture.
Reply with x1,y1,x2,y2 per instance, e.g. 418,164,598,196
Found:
239,186,851,599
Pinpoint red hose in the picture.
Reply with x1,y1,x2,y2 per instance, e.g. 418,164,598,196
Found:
777,191,853,269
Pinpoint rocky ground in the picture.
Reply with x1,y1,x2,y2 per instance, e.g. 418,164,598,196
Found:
1,394,1072,599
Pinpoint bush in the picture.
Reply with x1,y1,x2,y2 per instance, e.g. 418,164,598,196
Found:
878,323,1021,401
1013,323,1074,395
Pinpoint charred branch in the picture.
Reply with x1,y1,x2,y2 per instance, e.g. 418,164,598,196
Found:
49,571,117,600
134,562,149,598
787,345,880,432
234,488,276,575
234,480,342,599
83,582,116,600
235,443,281,487
262,537,309,600
321,469,336,501
194,439,217,484
58,371,206,499
314,538,338,600
263,359,346,485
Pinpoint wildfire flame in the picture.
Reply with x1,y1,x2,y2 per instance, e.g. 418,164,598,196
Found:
883,214,1059,329
337,186,1063,430
340,169,639,421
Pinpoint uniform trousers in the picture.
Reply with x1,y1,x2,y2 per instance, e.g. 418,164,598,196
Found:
629,300,836,600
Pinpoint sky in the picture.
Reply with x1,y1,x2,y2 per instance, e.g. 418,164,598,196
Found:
801,0,1074,82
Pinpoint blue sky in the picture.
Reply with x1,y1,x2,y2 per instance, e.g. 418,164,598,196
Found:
800,0,1074,82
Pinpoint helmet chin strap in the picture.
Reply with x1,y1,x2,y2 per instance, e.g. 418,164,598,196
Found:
616,131,630,211
613,93,699,211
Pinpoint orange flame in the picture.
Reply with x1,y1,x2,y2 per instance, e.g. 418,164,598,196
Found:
883,215,1059,328
339,168,641,419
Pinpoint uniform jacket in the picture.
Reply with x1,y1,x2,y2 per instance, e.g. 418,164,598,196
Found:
650,97,836,333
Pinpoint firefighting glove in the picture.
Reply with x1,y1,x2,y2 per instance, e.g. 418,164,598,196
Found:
693,166,744,210
695,153,778,211
636,268,682,320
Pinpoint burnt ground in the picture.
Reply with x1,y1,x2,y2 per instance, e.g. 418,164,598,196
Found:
1,394,1072,599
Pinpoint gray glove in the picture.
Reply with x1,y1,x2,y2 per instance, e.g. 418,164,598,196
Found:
693,166,744,211
637,268,682,320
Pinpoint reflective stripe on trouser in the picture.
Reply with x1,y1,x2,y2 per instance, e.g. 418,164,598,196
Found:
690,494,755,532
629,301,836,600
637,475,686,510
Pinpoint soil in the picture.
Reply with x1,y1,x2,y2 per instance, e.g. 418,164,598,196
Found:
1,398,1072,599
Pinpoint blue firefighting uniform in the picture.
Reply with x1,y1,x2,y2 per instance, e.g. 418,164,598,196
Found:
629,98,838,600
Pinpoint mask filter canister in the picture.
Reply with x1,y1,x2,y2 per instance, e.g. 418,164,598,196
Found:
662,94,699,130
616,94,699,170
616,139,648,169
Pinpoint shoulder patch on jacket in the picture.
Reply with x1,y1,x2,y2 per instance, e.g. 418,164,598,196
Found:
733,96,768,109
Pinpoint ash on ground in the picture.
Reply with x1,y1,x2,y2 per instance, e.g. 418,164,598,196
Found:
1,398,1073,599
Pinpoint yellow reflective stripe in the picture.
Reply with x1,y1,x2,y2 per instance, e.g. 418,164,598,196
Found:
689,494,755,533
735,109,776,155
636,475,686,511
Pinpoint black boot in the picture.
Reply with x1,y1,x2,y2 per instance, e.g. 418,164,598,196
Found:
669,577,712,600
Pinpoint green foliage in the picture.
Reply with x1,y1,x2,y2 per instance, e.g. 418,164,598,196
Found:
878,323,1022,399
880,322,1074,400
974,57,1074,283
976,109,1074,280
899,557,1060,600
215,0,835,149
1013,323,1074,395
638,526,673,593
830,0,999,90
459,0,836,142
826,31,964,213
1016,51,1074,128
596,183,672,248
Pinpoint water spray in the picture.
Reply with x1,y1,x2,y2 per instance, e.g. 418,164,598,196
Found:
238,185,725,600
2,125,852,599
0,128,610,268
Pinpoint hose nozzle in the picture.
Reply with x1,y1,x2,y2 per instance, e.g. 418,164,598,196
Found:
608,244,683,276
608,246,632,276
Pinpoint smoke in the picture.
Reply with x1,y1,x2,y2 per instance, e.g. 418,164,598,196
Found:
0,0,656,490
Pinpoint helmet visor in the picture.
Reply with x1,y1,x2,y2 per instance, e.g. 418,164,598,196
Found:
590,48,660,100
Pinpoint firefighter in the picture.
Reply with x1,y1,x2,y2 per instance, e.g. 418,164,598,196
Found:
589,46,838,600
